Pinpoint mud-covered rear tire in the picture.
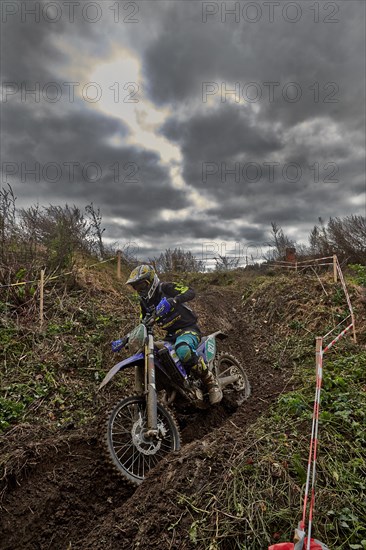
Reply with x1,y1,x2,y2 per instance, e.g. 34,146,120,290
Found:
215,352,251,411
105,395,180,486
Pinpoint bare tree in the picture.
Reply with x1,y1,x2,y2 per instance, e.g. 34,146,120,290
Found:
85,203,105,259
327,215,366,263
214,254,240,271
309,217,332,256
0,184,18,260
151,248,204,273
263,222,295,261
19,204,90,270
307,216,366,263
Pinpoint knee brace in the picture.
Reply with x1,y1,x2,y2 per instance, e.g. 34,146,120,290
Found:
175,341,194,364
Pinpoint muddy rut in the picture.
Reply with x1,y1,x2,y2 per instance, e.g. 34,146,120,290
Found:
0,288,293,550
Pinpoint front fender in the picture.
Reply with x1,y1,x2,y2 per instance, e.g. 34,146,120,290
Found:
98,352,144,390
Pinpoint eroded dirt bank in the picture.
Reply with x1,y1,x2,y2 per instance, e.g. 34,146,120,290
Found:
0,287,293,550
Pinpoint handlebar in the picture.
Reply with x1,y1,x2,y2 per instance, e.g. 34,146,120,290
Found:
112,305,157,353
111,335,129,352
143,309,157,327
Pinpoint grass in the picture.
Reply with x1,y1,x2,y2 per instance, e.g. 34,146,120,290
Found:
0,262,138,497
173,347,366,549
348,265,366,287
0,263,135,434
1,263,365,549
168,271,366,549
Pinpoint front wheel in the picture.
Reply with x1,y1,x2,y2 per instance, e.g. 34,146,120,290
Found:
215,352,251,410
105,395,181,486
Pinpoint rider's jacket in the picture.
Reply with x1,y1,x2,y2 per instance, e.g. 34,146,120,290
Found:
139,282,200,337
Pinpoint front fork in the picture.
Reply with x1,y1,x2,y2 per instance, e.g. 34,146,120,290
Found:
134,333,157,433
146,334,158,431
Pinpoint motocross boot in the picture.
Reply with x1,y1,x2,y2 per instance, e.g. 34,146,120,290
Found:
192,356,223,405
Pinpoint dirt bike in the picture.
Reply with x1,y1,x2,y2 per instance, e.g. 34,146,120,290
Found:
99,306,251,485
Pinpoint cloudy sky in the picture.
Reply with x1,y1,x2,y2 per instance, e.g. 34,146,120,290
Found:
1,0,365,267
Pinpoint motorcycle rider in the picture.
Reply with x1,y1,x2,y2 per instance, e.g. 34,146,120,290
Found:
125,264,223,405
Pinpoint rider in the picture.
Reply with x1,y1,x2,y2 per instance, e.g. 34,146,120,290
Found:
125,264,223,405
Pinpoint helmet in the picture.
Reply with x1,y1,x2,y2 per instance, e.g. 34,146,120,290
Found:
126,264,160,300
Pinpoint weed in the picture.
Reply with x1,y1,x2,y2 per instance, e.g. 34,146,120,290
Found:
0,398,25,430
349,265,366,286
177,349,366,549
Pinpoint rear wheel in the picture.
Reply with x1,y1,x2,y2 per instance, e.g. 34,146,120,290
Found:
105,395,180,486
215,352,251,410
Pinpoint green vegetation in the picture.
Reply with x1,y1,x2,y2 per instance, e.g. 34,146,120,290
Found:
349,264,366,287
1,235,365,548
166,271,365,549
174,351,366,549
174,299,365,550
0,262,136,435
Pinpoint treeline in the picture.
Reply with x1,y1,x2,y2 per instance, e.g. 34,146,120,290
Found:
0,186,122,307
150,216,366,272
0,185,110,270
1,185,365,285
268,217,366,265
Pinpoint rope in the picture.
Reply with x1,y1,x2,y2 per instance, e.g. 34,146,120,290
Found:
0,279,39,288
336,257,355,320
322,315,351,340
306,344,323,549
323,323,353,353
0,257,116,289
272,256,334,265
302,320,354,546
86,257,116,268
301,339,323,538
293,256,334,264
274,263,333,269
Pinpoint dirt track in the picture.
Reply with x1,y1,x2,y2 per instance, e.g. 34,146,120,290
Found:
0,287,294,549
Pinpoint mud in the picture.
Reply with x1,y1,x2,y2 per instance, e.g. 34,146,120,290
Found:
0,286,294,550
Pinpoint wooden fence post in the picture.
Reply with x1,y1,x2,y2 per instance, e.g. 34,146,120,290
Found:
117,250,122,280
39,269,45,328
352,316,357,343
316,336,323,372
333,255,337,283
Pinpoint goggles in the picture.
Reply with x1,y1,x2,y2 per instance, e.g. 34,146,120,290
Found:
131,280,149,293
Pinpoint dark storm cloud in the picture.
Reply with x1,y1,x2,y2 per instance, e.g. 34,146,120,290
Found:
162,103,284,161
161,103,285,205
1,3,104,83
141,0,365,240
1,100,191,219
142,1,364,129
103,222,270,268
159,100,364,232
109,216,240,241
206,175,363,227
1,0,364,253
1,12,66,83
2,99,129,156
0,1,194,244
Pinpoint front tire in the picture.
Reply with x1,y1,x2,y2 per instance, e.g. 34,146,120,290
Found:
105,395,180,486
215,352,251,410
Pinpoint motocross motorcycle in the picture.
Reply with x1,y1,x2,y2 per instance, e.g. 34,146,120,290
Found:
99,304,251,486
